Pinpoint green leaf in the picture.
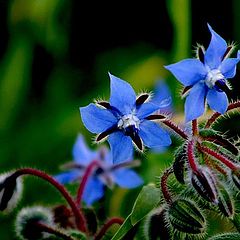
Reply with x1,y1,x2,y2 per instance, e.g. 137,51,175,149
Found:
130,183,160,225
111,183,160,240
208,233,240,240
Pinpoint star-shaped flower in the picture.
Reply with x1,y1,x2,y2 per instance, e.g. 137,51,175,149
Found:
80,73,172,163
55,134,143,206
165,24,240,122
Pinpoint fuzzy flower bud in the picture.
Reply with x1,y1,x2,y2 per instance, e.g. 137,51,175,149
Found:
191,167,218,204
168,198,206,234
0,172,23,212
217,184,234,218
143,206,171,240
173,145,187,184
15,206,54,240
231,170,240,190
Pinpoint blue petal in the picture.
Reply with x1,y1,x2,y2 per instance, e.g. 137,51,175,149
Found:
108,131,133,163
220,57,240,78
83,177,105,206
165,59,206,86
109,73,136,115
184,82,207,122
54,171,80,184
206,89,228,114
113,168,143,188
139,120,171,147
72,135,97,165
204,24,227,69
136,102,161,119
152,81,172,110
80,103,117,134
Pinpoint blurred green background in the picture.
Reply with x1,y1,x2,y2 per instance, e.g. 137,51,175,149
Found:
1,0,240,239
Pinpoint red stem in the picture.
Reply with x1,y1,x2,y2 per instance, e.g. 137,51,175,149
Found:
187,139,198,172
162,119,188,139
13,168,88,233
94,217,124,240
199,146,238,171
205,101,240,128
35,222,74,240
76,160,100,207
160,167,174,204
192,119,198,136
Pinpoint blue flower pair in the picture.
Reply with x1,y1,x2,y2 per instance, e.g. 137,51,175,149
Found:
165,24,240,122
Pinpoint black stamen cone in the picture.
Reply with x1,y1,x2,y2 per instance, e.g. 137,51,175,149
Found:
222,46,233,61
96,125,118,142
125,125,143,151
181,85,193,97
215,80,231,94
198,46,205,63
136,94,150,106
97,101,111,109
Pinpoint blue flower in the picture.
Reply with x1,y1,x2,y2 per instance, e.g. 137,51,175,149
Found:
165,24,240,122
80,73,172,163
55,134,143,206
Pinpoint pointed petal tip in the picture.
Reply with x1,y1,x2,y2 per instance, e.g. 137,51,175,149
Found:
237,50,240,59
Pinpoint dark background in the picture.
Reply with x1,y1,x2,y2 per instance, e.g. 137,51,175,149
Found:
0,0,239,239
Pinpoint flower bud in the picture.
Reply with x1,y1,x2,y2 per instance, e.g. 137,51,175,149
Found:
173,145,187,184
0,172,23,212
143,206,171,240
15,206,54,240
208,232,240,240
217,184,234,218
231,170,240,190
168,198,206,234
191,167,218,204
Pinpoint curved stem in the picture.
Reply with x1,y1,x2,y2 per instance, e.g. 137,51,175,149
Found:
199,146,238,171
192,119,198,136
187,139,198,172
34,222,74,240
204,155,228,176
205,101,240,128
76,160,100,207
94,217,124,240
160,167,174,204
162,119,188,139
13,168,87,233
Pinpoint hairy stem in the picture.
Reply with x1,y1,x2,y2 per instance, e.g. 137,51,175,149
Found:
76,160,100,207
94,217,124,240
13,168,87,233
187,139,198,172
34,222,74,240
161,167,174,204
162,119,188,139
192,119,198,136
199,146,238,171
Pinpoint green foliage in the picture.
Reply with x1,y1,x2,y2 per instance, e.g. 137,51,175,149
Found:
208,232,240,240
111,184,160,240
168,198,206,234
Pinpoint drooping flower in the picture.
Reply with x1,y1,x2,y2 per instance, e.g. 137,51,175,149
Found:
80,73,172,163
165,24,240,122
55,134,143,206
152,80,173,114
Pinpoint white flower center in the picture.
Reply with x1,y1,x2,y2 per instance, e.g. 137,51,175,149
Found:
117,114,140,130
205,69,224,88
